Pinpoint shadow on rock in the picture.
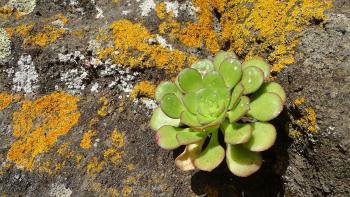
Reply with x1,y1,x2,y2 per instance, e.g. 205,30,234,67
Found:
191,109,292,197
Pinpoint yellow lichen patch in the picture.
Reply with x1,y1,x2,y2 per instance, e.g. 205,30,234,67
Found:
4,27,13,38
305,107,317,133
219,0,332,71
118,96,126,113
86,156,106,175
24,25,66,47
158,0,332,72
155,2,167,20
80,130,96,149
15,23,34,37
7,91,80,169
127,164,135,171
0,93,13,111
294,97,305,106
107,19,194,73
289,129,303,138
130,81,156,100
70,29,85,38
111,129,124,148
122,186,132,196
97,97,109,117
57,141,75,158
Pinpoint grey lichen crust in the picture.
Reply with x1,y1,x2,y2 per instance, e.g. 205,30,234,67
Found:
0,28,11,62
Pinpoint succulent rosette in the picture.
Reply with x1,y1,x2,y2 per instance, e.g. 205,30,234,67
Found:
150,51,286,177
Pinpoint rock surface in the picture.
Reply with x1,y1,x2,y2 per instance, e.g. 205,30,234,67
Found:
0,0,349,196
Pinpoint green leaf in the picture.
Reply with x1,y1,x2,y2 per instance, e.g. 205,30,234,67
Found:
254,82,286,103
194,130,225,171
150,108,181,130
226,144,262,177
228,83,244,110
191,59,215,76
227,96,250,122
155,82,181,102
243,122,277,152
156,126,184,150
247,92,283,121
242,57,271,78
182,92,198,114
202,71,226,90
178,68,203,92
213,51,237,71
241,66,264,95
177,129,207,145
175,139,205,171
160,93,185,118
219,58,242,89
180,110,201,127
197,112,217,125
221,119,252,144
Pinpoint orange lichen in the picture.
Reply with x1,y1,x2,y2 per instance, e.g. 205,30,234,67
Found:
15,23,34,37
0,93,13,111
57,141,75,158
122,186,132,196
157,0,332,72
155,2,167,20
7,91,80,169
80,130,96,149
130,81,156,100
294,97,305,106
127,164,135,171
4,27,13,38
97,97,109,117
86,156,106,175
111,129,124,148
24,25,65,47
106,19,194,73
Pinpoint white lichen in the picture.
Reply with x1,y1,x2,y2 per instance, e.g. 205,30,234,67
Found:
59,67,88,95
0,28,11,62
138,0,156,17
90,82,99,93
49,183,72,197
10,54,39,94
165,1,179,17
6,0,37,15
156,34,173,50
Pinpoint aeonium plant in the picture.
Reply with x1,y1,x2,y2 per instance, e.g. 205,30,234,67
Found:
150,51,286,177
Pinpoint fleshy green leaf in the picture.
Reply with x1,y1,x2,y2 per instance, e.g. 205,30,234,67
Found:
155,82,181,102
191,59,215,76
202,71,226,90
194,130,225,171
228,83,244,110
254,82,286,103
221,119,252,144
178,68,203,92
182,92,198,114
175,139,205,171
241,66,264,95
226,144,262,177
155,126,184,150
227,96,250,122
160,93,185,118
177,129,207,145
242,57,271,78
247,92,283,121
180,110,201,127
219,58,242,89
213,51,237,71
150,108,181,130
243,122,277,152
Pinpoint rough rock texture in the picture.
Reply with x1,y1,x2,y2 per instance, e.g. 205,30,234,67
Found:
0,0,349,196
